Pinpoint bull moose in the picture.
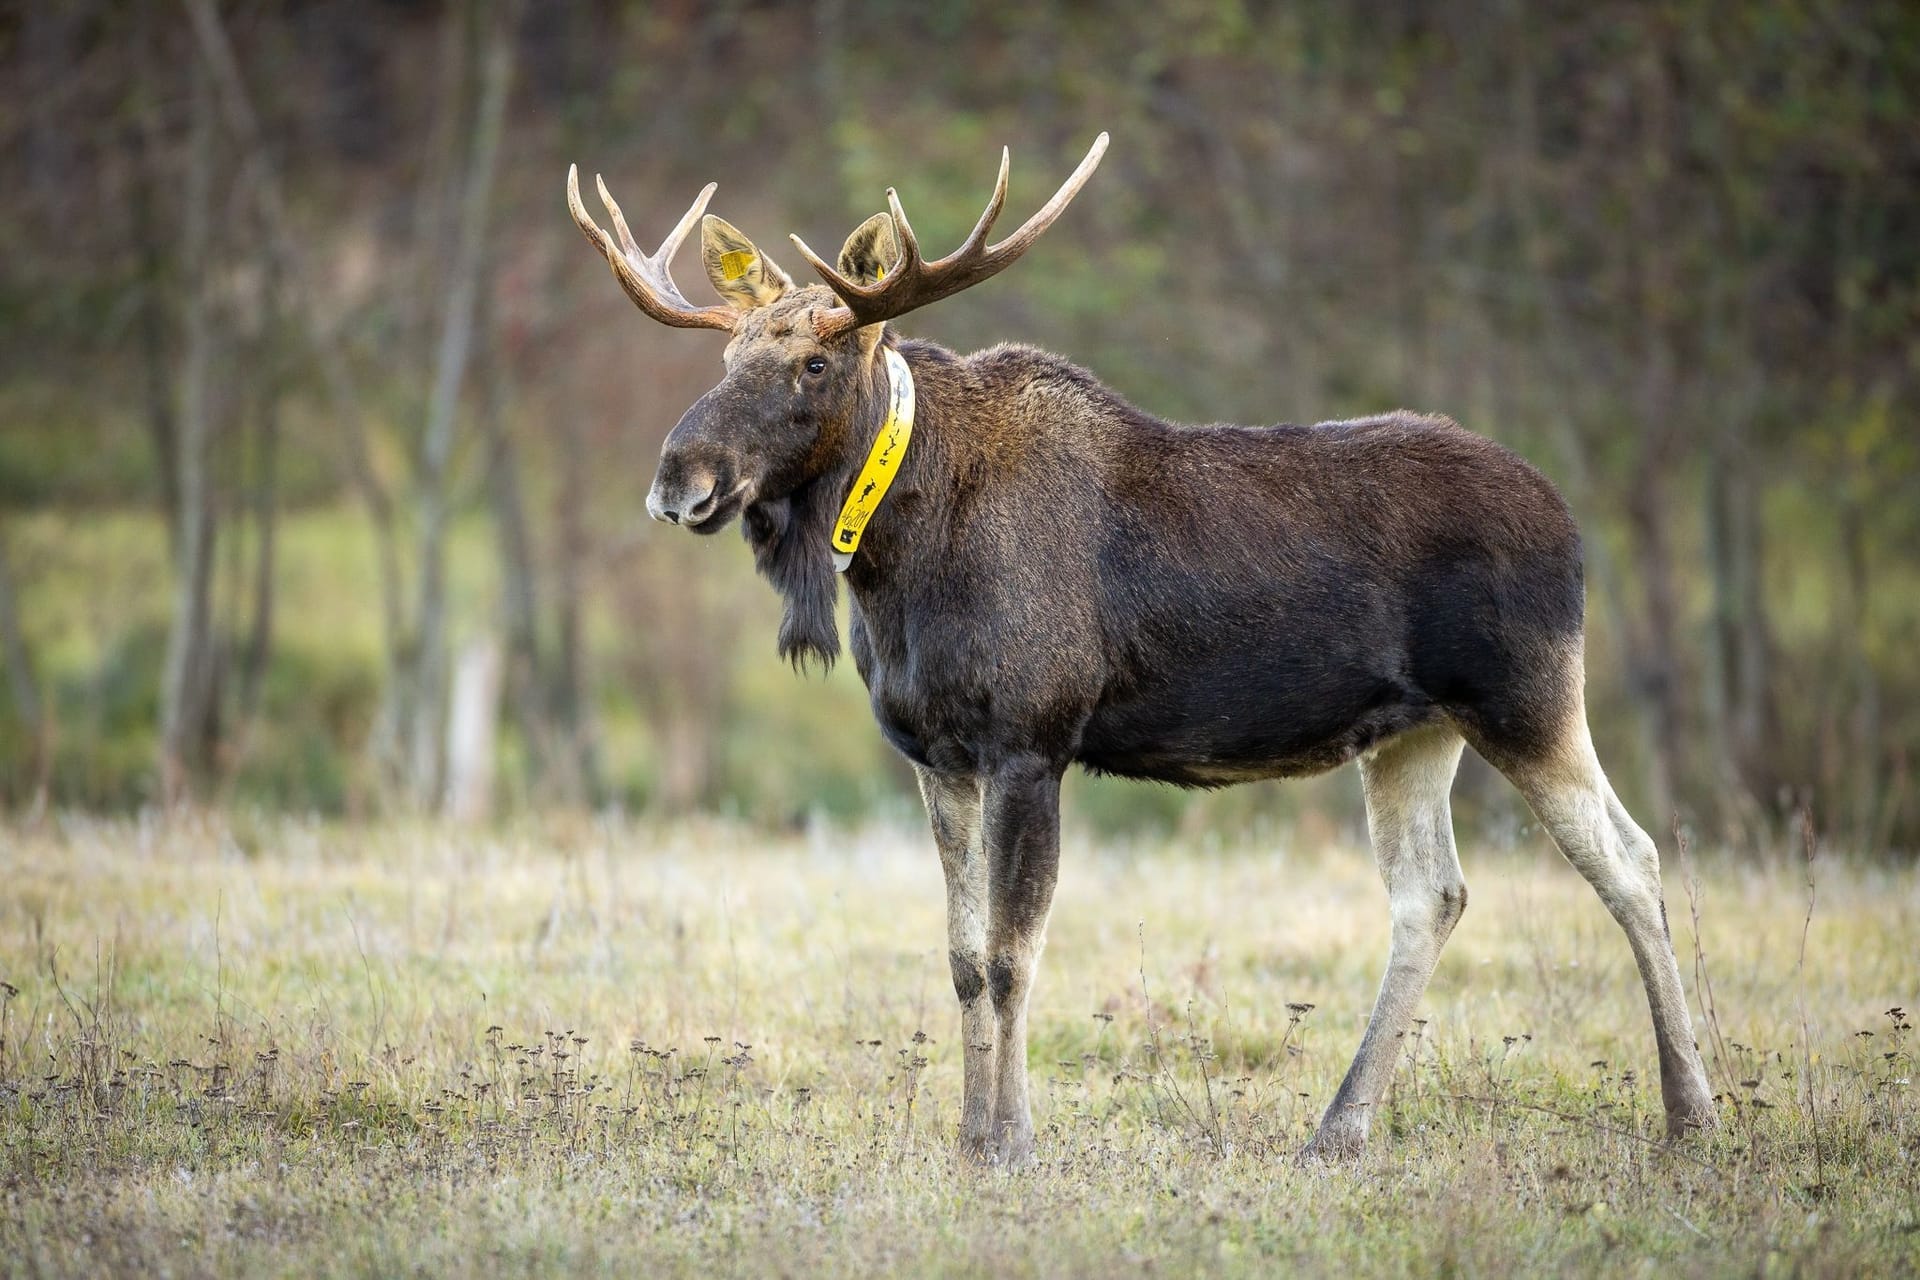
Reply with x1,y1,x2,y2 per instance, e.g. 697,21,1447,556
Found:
565,134,1717,1165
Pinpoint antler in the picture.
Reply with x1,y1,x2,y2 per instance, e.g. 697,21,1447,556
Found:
792,132,1109,341
566,165,738,331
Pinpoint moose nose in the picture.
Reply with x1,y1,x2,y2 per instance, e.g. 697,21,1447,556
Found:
647,477,717,526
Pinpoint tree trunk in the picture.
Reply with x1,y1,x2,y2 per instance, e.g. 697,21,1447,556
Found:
550,386,600,807
407,0,517,811
1622,387,1683,826
655,707,715,815
183,0,410,789
236,249,282,733
0,529,49,812
21,2,85,201
479,289,551,799
132,3,180,554
444,637,503,823
157,62,220,804
1620,49,1688,827
1709,410,1779,807
1837,486,1883,847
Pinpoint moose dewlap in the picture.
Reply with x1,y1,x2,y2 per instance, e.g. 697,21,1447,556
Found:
565,134,1717,1166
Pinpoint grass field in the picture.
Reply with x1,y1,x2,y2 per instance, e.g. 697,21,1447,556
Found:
1,814,1915,1277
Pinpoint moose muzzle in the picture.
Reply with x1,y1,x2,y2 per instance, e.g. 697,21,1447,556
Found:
645,464,718,526
647,388,750,532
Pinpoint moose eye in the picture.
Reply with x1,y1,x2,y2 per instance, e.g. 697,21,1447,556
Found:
804,356,827,377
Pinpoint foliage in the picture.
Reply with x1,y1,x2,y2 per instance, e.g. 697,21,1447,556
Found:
0,1,1916,844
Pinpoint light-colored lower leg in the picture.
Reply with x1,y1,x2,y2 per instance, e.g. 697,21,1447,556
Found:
988,941,1044,1165
1510,724,1717,1137
915,767,995,1157
1308,725,1468,1157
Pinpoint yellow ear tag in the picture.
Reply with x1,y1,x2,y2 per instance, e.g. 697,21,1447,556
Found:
720,250,756,281
872,263,887,283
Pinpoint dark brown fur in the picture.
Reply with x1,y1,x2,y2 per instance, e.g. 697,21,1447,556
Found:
702,312,1588,788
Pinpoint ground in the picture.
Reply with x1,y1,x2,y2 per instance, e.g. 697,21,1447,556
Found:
1,814,1915,1278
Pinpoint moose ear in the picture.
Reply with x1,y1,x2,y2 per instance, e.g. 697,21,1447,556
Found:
835,213,902,288
700,215,792,310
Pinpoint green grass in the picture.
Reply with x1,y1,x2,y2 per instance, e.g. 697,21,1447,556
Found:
1,506,900,818
1,815,1916,1277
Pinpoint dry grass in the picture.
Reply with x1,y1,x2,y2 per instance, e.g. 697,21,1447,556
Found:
1,812,1915,1278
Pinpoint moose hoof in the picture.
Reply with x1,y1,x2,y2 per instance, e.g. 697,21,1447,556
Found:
1299,1122,1368,1164
990,1127,1036,1170
1665,1098,1719,1139
953,1130,994,1166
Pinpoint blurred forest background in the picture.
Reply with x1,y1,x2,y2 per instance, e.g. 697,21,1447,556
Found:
1,0,1915,850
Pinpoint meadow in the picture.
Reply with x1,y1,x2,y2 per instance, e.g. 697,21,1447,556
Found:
1,813,1915,1278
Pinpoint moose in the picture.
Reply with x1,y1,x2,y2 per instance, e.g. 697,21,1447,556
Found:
566,134,1717,1165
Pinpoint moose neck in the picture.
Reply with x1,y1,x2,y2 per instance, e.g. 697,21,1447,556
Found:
830,339,955,593
741,337,952,670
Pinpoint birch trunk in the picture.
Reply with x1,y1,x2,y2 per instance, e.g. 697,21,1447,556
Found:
444,637,503,822
408,0,516,810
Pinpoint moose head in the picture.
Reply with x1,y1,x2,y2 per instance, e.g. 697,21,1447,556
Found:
565,135,1108,537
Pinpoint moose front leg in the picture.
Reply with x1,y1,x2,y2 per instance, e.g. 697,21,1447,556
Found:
980,755,1063,1168
914,767,995,1159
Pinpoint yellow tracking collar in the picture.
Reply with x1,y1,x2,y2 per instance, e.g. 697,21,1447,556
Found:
830,347,915,572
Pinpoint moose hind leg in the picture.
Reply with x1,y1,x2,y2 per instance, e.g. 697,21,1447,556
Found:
1307,724,1467,1158
1503,719,1717,1137
915,767,996,1159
